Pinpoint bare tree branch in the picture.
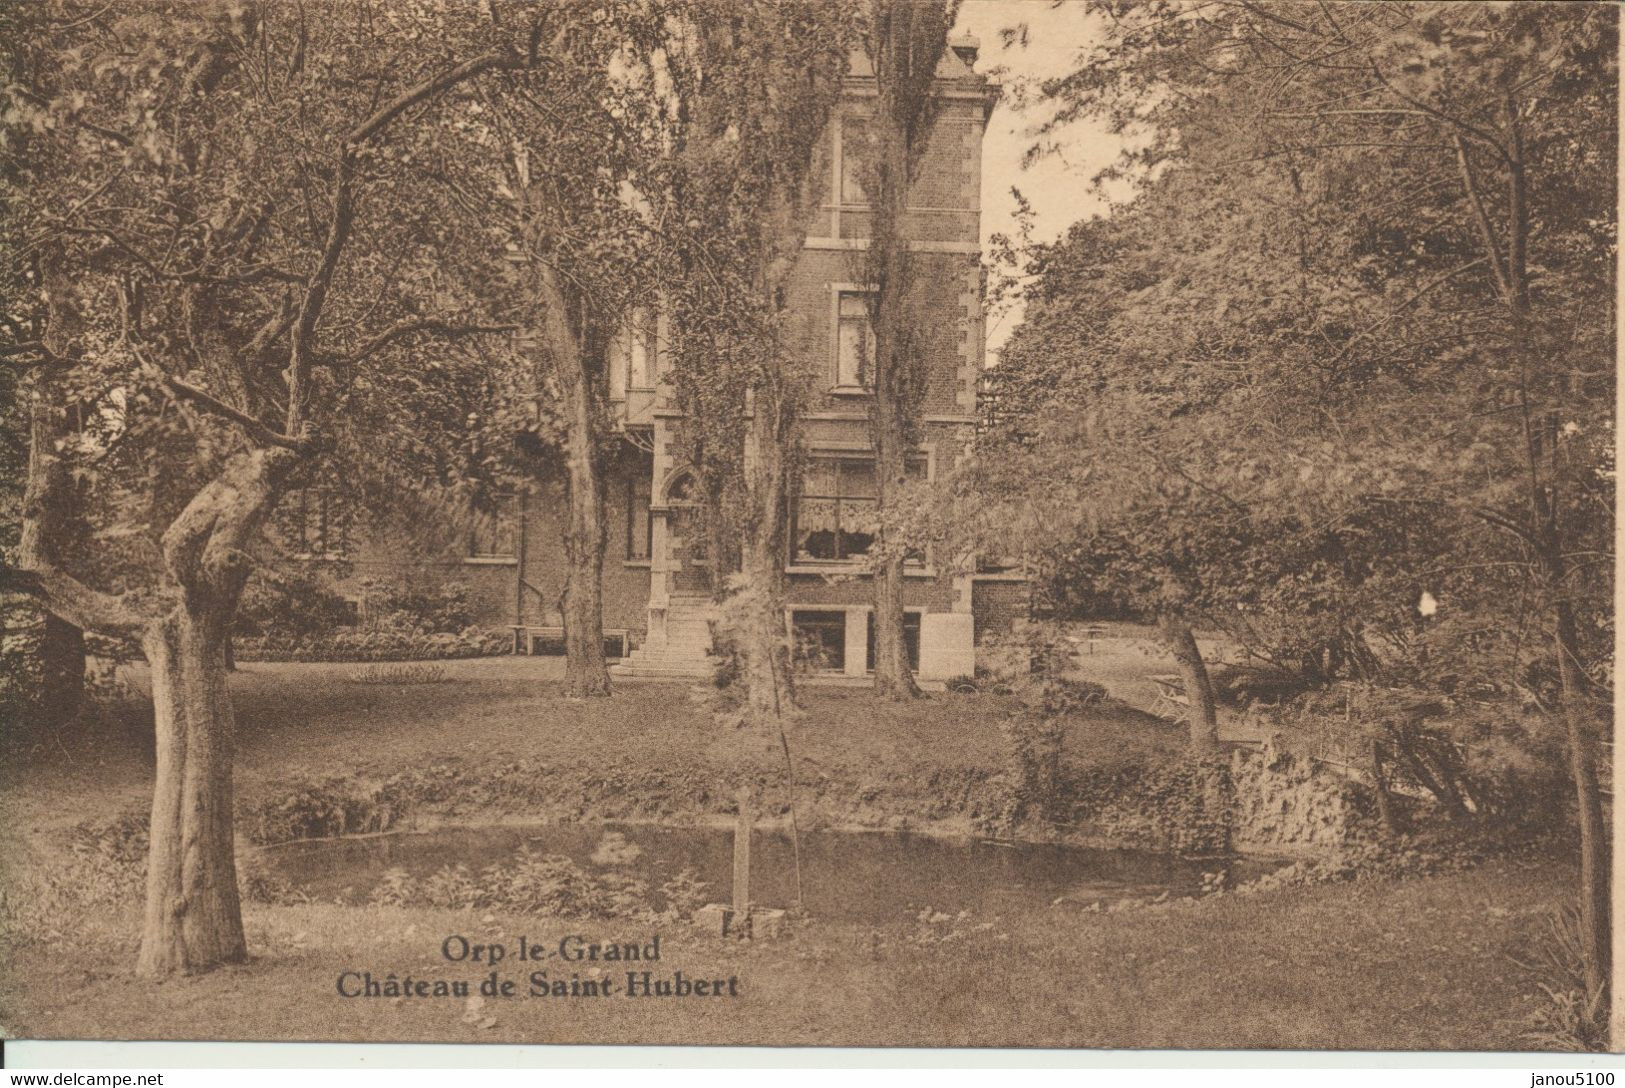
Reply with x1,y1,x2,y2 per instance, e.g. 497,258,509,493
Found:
347,49,525,145
163,375,306,451
1453,135,1513,305
286,46,532,434
333,319,518,367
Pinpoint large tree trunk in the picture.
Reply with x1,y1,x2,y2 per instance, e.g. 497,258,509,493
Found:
736,400,797,726
136,446,296,976
558,371,610,698
1156,612,1219,755
136,606,246,977
870,266,916,699
544,273,611,699
862,8,948,701
868,158,919,702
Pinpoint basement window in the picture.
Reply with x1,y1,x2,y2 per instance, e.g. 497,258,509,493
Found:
791,610,847,672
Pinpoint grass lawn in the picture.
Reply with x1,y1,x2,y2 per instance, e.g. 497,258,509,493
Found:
0,658,1578,1049
0,858,1569,1049
2,657,1187,844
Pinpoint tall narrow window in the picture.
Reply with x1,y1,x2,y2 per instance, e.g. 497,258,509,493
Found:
469,493,516,559
839,117,871,206
282,487,352,559
835,291,875,390
627,306,657,390
626,470,652,560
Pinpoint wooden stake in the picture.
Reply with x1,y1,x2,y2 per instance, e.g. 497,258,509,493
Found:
732,785,753,927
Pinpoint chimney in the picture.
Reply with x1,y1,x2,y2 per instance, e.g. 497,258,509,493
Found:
949,30,979,69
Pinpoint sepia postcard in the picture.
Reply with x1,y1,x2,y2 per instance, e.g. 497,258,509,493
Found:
0,0,1618,1057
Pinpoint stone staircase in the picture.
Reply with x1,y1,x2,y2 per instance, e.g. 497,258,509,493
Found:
611,596,716,679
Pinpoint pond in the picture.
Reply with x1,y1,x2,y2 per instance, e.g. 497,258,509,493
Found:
260,823,1277,925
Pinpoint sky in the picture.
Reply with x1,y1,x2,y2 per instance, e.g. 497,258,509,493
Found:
950,0,1127,359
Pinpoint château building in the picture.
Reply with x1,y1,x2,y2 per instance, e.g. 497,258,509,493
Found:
279,36,1026,681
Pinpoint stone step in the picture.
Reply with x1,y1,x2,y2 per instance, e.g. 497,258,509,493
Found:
642,634,713,649
619,654,713,664
637,636,708,652
611,661,715,678
625,643,713,658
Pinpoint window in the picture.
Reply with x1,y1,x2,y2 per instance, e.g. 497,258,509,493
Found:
866,611,922,672
282,487,351,559
468,494,516,559
792,610,847,672
839,117,870,206
835,291,875,390
626,471,652,561
794,458,877,562
609,306,660,398
628,306,657,390
791,454,927,564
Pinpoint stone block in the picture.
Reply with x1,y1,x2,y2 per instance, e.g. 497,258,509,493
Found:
691,904,788,940
748,908,788,940
692,903,736,937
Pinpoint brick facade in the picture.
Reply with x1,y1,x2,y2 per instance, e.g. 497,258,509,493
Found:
294,43,1016,676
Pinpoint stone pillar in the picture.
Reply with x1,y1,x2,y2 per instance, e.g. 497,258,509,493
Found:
918,612,975,681
843,607,869,678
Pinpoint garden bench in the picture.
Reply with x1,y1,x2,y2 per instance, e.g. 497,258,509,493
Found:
1148,673,1189,722
510,624,630,659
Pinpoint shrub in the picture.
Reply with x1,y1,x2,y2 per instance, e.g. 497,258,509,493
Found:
360,579,477,635
234,626,508,663
1208,663,1311,708
994,712,1068,829
236,570,356,640
346,662,449,685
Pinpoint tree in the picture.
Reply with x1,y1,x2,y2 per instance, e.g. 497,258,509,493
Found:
2,2,89,734
659,2,856,729
1,0,536,975
855,0,959,699
464,6,678,699
981,0,1613,1036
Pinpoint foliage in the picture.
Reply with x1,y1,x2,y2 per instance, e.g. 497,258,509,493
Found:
346,663,449,686
1514,904,1609,1052
235,627,505,664
945,2,1615,910
655,0,862,727
235,571,357,641
246,776,404,845
369,850,707,923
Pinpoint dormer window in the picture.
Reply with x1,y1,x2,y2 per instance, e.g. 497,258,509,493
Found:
834,289,875,391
